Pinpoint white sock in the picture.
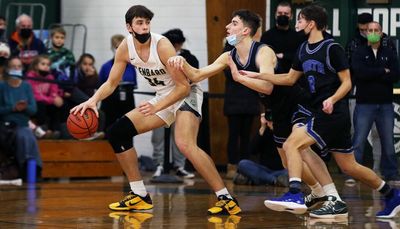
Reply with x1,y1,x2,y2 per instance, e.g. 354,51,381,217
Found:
377,181,385,191
215,188,232,199
309,183,325,197
323,183,342,201
289,177,302,182
129,180,147,197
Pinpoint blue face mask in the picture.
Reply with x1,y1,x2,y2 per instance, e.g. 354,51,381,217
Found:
226,34,238,46
8,69,23,79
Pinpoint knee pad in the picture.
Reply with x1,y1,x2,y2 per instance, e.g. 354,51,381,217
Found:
106,116,138,153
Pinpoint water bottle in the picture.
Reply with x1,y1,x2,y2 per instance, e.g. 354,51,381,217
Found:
27,158,36,183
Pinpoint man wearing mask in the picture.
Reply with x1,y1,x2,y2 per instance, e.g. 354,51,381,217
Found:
8,14,46,70
345,13,397,184
260,1,303,73
351,21,400,184
346,13,373,66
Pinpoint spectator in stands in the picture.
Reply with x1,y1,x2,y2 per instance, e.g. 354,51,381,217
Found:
0,56,42,179
260,1,304,74
47,26,76,94
8,14,46,70
351,21,400,183
151,29,198,179
26,55,62,138
75,53,100,97
74,53,105,139
46,26,91,138
99,34,137,129
234,111,288,186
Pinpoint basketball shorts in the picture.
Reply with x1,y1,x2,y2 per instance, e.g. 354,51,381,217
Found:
292,102,353,155
272,104,319,153
272,120,291,148
149,84,203,126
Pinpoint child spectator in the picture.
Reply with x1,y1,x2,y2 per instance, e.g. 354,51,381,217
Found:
75,53,100,97
47,26,76,94
26,55,63,137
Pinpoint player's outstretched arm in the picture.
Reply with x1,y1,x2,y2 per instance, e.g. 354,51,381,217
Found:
228,46,275,95
168,52,229,83
71,39,127,116
240,68,301,86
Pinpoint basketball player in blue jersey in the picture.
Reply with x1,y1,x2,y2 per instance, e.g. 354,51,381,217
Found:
240,4,400,219
71,5,241,215
169,9,343,217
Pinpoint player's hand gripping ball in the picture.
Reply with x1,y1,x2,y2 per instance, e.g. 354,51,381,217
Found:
67,108,98,139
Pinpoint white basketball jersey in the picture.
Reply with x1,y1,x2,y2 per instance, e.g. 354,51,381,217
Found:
127,33,174,95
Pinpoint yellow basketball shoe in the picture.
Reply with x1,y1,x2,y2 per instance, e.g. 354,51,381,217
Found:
109,191,153,211
207,195,241,215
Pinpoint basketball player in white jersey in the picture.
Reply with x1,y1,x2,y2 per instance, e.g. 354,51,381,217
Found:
71,5,241,215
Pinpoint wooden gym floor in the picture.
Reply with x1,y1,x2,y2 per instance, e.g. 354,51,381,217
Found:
0,172,399,228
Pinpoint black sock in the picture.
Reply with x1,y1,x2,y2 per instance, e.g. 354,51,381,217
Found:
379,183,394,199
289,180,301,194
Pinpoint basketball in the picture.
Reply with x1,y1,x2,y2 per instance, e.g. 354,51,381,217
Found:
67,109,98,139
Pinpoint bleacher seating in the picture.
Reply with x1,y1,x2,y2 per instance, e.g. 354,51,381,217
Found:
38,140,123,178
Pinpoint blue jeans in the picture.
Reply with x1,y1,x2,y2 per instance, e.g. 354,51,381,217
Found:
15,127,42,168
237,159,287,185
353,103,399,179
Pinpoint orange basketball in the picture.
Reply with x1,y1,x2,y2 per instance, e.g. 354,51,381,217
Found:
67,109,98,139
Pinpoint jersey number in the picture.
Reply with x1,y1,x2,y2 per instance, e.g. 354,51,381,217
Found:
307,75,316,93
144,77,166,87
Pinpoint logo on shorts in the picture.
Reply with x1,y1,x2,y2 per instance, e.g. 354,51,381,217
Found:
393,102,400,154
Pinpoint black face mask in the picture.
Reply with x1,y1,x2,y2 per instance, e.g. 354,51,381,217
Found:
0,57,6,66
19,28,32,39
297,29,310,40
276,15,290,27
133,31,151,44
0,29,4,37
38,70,49,76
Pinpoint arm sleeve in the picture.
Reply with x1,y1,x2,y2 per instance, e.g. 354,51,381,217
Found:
328,44,349,72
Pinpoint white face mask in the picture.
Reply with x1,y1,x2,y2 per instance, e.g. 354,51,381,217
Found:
226,34,237,46
8,69,23,78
